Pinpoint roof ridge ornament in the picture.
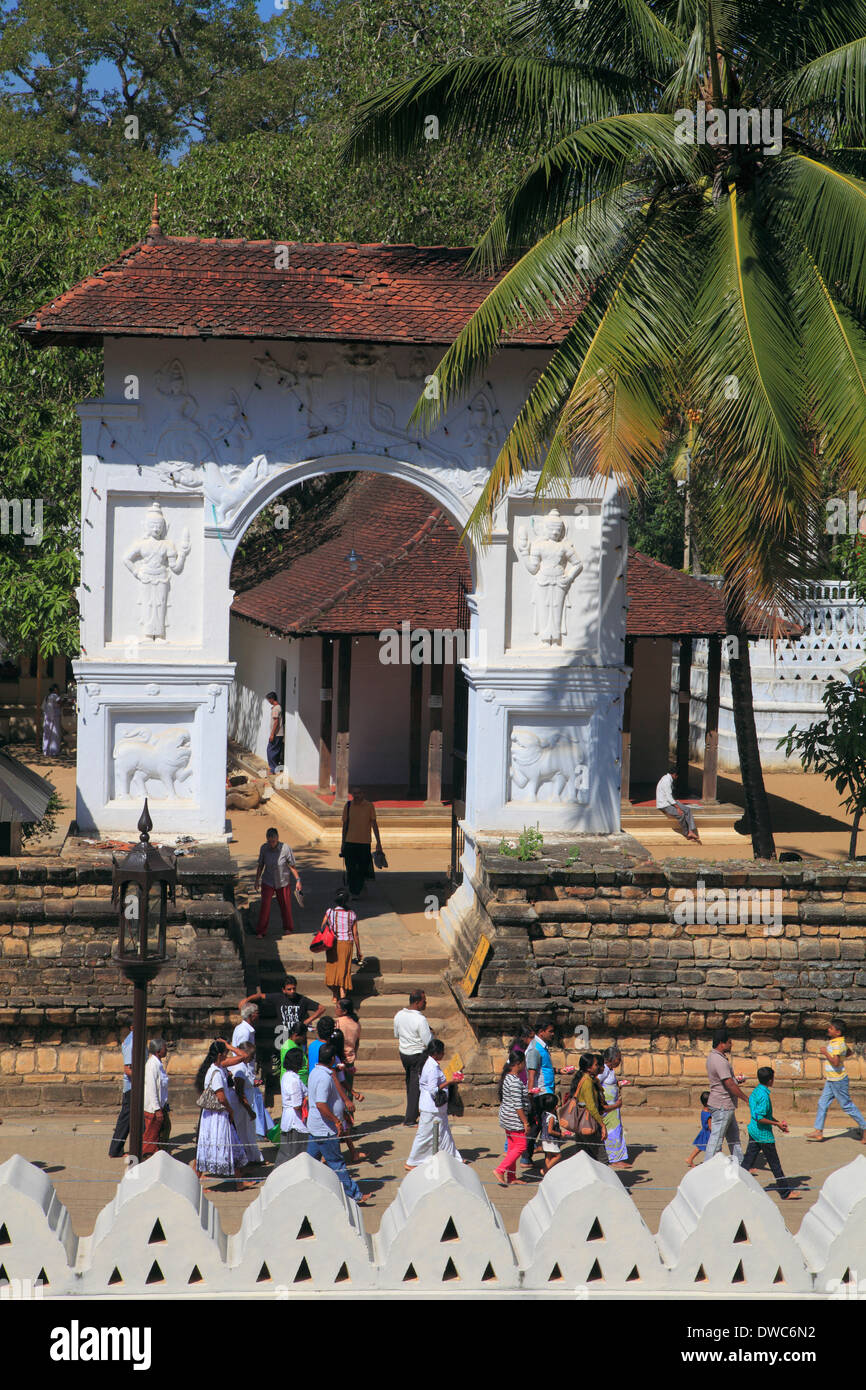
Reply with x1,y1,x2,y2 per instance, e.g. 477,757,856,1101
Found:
146,195,163,245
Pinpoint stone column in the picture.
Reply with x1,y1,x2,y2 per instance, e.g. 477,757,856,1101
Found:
426,658,444,805
621,636,635,804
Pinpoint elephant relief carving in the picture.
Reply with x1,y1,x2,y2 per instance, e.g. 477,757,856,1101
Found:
509,728,589,803
114,726,193,800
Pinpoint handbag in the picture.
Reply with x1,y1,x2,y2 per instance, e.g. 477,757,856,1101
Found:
309,915,336,953
558,1095,580,1133
373,848,388,870
197,1086,229,1114
433,1086,449,1107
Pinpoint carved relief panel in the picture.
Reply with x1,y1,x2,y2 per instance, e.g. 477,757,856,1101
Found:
508,719,592,805
105,495,203,650
110,710,195,802
506,503,601,653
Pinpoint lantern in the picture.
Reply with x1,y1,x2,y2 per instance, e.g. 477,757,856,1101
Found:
111,800,177,1162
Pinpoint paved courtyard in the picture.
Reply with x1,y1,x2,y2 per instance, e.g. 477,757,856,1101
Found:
1,1106,862,1239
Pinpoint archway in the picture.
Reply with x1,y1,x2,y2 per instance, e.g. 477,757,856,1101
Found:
226,469,474,833
64,317,627,857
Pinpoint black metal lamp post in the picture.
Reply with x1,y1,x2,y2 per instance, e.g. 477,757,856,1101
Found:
111,800,176,1163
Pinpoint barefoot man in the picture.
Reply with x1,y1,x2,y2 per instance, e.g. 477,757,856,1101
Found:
656,766,701,843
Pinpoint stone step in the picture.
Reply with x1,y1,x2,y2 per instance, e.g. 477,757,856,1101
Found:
251,969,448,997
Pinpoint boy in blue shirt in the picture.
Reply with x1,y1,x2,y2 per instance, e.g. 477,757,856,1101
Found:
742,1067,800,1200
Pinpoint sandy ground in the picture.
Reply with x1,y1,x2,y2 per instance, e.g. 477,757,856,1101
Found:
20,755,864,863
1,1105,860,1240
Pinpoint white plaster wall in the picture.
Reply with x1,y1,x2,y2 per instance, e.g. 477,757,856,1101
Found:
227,617,286,760
630,638,673,784
294,638,321,785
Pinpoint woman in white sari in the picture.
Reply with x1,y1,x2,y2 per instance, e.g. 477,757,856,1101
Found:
194,1039,253,1187
226,1040,264,1165
231,1003,273,1138
42,685,63,757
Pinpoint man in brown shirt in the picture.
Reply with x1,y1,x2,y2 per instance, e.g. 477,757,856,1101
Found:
705,1027,748,1162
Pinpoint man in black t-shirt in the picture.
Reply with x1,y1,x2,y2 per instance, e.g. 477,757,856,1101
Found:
241,977,324,1104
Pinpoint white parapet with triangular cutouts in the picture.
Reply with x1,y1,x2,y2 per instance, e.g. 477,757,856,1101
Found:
227,1152,376,1291
0,1155,77,1296
76,1151,228,1294
516,1150,668,1290
796,1153,866,1296
658,1153,810,1291
374,1153,519,1289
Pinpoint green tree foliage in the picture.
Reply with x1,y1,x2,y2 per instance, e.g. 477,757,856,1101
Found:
0,0,517,664
349,0,866,859
779,667,866,859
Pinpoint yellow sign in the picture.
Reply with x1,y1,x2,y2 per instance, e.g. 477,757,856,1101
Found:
461,933,491,997
443,1052,464,1083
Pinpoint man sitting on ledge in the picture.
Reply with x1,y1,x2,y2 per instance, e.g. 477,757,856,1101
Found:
656,766,701,844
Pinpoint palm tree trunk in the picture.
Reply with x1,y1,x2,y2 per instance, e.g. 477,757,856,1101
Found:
723,586,776,859
850,808,862,861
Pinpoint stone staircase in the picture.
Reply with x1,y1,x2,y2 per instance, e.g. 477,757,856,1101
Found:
240,893,475,1093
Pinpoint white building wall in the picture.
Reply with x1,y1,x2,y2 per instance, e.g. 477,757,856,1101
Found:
227,617,287,762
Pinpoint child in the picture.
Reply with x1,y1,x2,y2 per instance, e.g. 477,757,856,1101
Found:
743,1067,800,1200
493,1050,530,1186
539,1093,565,1174
687,1092,711,1167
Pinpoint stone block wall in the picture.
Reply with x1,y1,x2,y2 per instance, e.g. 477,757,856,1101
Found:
0,848,244,1109
452,854,866,1109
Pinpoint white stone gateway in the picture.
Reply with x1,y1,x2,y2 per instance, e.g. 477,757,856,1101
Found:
22,237,630,845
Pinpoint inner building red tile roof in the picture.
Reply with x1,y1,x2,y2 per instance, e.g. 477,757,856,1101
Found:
231,473,730,638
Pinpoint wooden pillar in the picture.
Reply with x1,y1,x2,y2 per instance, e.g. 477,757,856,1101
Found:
621,637,635,804
676,636,693,795
702,635,722,803
335,636,352,803
318,637,333,792
409,659,423,794
426,659,444,805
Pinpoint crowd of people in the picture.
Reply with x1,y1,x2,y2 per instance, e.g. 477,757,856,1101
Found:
104,1010,866,1205
102,818,866,1206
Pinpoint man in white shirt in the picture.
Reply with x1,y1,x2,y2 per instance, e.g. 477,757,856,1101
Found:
394,989,433,1126
656,767,701,843
142,1039,168,1159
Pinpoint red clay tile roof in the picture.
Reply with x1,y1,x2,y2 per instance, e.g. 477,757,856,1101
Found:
230,473,732,638
16,236,576,348
626,549,726,638
231,473,471,633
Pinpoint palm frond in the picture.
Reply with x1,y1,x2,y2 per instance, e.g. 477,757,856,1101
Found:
689,190,816,607
785,38,866,130
508,0,683,76
766,152,866,317
789,241,866,491
409,183,642,435
469,112,704,263
343,57,644,165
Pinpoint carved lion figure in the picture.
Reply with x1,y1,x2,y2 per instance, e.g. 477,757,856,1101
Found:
114,726,193,799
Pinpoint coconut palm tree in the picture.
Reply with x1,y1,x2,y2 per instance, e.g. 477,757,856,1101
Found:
346,0,866,859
